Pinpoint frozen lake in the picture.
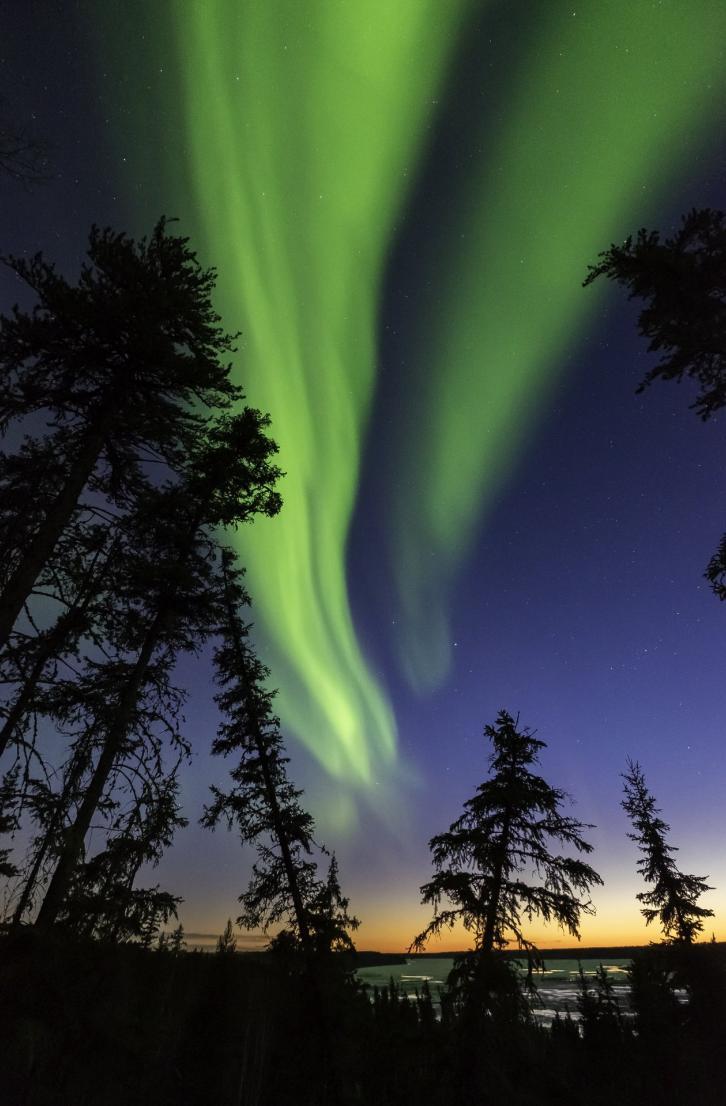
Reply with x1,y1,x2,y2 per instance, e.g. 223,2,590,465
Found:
355,956,632,1026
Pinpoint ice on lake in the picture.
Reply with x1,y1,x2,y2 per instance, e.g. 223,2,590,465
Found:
355,957,634,1026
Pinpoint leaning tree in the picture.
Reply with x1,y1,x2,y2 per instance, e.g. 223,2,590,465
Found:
622,758,713,944
32,411,281,929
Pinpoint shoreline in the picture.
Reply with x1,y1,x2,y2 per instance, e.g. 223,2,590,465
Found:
354,943,726,968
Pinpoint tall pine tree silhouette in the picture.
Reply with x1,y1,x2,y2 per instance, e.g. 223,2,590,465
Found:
412,710,602,957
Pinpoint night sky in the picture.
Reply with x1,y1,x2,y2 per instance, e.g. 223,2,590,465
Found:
3,0,726,951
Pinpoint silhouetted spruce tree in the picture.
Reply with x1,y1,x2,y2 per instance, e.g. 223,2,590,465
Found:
621,758,714,943
304,853,359,958
585,208,726,598
0,218,245,651
0,437,66,605
203,549,359,957
412,710,602,958
32,413,280,929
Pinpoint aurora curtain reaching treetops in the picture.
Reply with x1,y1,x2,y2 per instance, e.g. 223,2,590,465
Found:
109,1,726,826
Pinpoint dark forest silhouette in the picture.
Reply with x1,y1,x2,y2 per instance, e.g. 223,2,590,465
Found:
0,214,724,1104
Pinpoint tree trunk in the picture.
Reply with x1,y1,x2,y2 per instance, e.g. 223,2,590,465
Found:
34,607,166,929
34,494,206,930
481,761,518,954
0,405,113,652
481,821,511,954
11,733,94,925
93,806,146,939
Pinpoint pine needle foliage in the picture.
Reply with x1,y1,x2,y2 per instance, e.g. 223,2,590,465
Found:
584,208,726,421
585,208,726,601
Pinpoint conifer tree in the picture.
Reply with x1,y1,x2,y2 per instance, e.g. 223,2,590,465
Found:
412,710,602,957
621,758,713,943
304,854,359,957
0,517,124,892
31,608,187,928
0,218,246,650
203,550,358,957
32,411,280,929
0,222,281,915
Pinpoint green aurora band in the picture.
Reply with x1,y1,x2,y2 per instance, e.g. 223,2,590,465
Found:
390,1,726,691
110,1,726,821
167,1,471,814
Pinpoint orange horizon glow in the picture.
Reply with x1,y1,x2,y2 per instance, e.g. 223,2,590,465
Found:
185,914,725,955
184,872,726,954
343,931,726,955
345,915,726,955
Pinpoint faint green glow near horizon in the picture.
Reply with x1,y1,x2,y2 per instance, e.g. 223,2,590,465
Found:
390,1,726,691
170,1,470,810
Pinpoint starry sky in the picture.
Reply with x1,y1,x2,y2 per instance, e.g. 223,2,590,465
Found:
2,0,726,951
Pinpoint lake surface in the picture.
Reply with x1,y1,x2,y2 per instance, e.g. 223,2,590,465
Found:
355,957,632,1026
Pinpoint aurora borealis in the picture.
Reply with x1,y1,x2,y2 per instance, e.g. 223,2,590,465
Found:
166,1,470,809
4,0,726,949
160,0,726,802
390,3,726,692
